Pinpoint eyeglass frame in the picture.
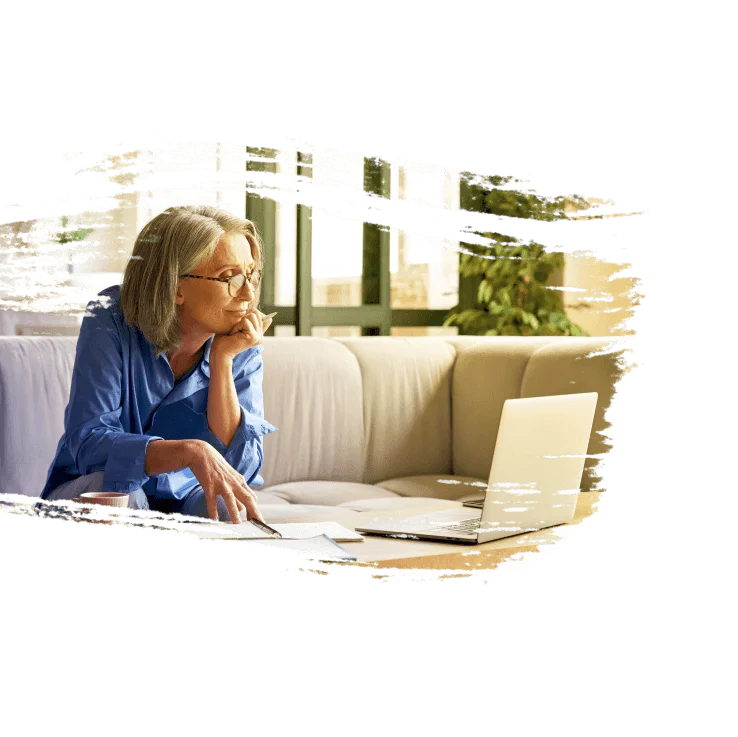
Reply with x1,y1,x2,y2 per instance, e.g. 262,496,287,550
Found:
180,269,262,297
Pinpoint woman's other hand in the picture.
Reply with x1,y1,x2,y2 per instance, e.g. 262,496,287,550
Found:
188,440,264,524
211,310,277,363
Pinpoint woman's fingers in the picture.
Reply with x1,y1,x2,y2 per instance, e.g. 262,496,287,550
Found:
205,492,218,522
237,499,247,522
233,486,264,523
228,318,259,347
222,491,242,525
230,316,249,336
233,484,256,508
246,312,260,334
230,310,276,341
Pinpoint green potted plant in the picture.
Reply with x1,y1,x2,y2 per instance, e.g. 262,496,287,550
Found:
444,175,591,336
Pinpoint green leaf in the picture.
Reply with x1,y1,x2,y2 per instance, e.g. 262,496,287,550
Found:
533,262,552,282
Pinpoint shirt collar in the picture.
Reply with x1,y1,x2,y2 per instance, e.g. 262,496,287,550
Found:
202,335,214,365
196,335,214,379
152,334,214,379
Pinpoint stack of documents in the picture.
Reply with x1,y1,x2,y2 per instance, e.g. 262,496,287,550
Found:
270,521,364,542
248,535,356,562
178,519,360,561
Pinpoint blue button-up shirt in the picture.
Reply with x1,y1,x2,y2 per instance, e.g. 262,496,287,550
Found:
40,285,279,500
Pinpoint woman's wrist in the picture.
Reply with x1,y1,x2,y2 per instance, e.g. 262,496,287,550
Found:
183,438,211,471
209,342,236,368
146,438,208,477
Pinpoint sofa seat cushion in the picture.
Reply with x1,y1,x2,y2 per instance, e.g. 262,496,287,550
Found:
336,497,462,513
258,504,365,527
258,480,400,507
374,475,488,501
254,491,291,506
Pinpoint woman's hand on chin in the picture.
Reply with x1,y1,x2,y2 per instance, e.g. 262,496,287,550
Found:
211,310,276,363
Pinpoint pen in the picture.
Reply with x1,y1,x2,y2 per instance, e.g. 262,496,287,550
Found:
248,518,283,538
177,519,282,540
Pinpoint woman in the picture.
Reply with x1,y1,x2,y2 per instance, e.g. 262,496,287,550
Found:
40,205,278,525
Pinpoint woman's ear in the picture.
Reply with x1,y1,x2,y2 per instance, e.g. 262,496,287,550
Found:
175,281,185,306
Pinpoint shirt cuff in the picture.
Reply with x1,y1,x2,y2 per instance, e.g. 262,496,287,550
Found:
202,407,278,456
103,433,164,493
243,411,279,441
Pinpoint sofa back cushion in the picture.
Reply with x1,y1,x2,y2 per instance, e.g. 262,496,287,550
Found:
259,337,365,487
448,337,558,482
336,337,456,485
519,338,624,490
0,337,77,496
449,336,624,491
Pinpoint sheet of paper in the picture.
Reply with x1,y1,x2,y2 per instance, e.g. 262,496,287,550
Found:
179,521,273,540
270,521,365,542
248,535,357,561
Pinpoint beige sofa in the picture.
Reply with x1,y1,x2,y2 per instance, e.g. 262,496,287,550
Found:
0,335,624,527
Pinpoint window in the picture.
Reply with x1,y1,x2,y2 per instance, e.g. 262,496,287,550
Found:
270,149,374,317
274,151,297,307
136,142,460,337
311,326,362,337
136,138,246,232
391,162,460,311
311,150,365,308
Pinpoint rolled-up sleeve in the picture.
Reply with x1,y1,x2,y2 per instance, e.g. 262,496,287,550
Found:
64,299,163,493
199,345,278,487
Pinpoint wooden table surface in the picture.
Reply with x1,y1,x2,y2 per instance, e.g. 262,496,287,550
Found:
338,491,601,571
9,490,601,573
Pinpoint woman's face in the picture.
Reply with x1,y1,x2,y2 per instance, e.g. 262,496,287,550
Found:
176,232,258,337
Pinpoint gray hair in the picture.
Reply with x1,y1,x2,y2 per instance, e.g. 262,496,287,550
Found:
120,205,264,357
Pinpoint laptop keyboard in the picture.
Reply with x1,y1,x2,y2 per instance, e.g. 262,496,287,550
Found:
417,518,480,536
359,510,484,538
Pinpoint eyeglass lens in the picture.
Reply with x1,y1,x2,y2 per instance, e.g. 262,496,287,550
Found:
228,272,261,296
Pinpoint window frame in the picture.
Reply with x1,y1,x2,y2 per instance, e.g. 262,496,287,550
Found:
248,150,474,336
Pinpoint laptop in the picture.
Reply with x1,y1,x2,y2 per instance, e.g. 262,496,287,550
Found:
355,392,598,544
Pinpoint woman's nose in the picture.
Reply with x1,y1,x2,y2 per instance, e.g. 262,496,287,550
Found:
234,277,255,299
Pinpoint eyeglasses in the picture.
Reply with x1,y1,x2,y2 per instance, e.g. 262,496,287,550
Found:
181,269,262,297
